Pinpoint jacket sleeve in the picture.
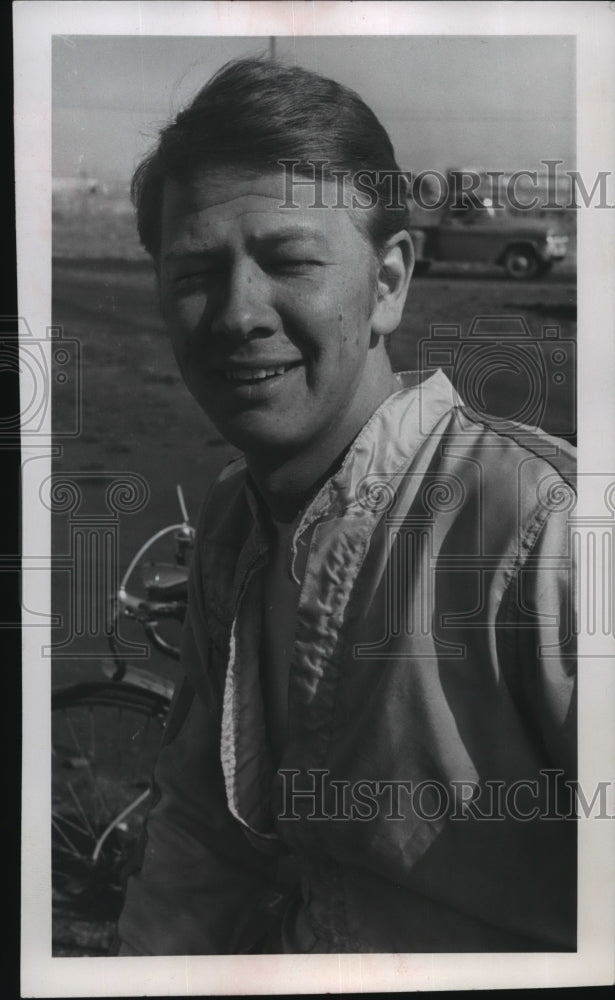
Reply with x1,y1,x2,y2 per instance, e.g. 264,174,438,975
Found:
502,502,577,780
117,525,276,955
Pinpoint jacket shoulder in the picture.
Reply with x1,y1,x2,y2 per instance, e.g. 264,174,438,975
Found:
450,406,576,488
425,407,577,550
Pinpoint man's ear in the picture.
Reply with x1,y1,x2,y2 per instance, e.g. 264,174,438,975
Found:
370,231,414,338
153,259,165,315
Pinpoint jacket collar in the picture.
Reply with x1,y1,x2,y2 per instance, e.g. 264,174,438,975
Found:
300,368,461,528
242,369,461,545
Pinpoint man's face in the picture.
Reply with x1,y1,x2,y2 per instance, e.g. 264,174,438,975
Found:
157,169,389,459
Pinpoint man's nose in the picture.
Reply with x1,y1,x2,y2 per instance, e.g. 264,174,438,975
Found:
210,262,278,342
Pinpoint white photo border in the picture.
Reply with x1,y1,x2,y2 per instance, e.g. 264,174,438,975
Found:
16,1,615,995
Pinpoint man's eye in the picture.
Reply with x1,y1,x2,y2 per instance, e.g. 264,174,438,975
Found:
173,270,219,290
267,258,321,274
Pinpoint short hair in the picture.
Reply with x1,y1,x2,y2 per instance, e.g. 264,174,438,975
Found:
131,56,410,258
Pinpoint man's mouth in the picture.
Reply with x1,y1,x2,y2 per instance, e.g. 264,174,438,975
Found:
221,361,302,383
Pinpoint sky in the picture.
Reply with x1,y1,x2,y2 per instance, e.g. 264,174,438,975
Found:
52,34,575,184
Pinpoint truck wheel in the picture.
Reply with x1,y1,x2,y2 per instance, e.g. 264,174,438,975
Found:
413,260,431,276
503,246,540,280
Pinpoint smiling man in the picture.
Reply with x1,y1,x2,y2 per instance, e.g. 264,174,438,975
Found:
157,169,407,516
118,58,576,955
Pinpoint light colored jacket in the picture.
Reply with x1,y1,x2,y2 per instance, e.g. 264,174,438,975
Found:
119,370,576,954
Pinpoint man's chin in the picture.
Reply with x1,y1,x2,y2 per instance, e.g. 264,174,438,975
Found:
207,412,303,460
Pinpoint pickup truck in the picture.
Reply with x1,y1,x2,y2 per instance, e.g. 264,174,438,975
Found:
409,200,569,279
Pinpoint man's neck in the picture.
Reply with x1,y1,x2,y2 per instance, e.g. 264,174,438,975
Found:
248,449,346,524
246,367,399,523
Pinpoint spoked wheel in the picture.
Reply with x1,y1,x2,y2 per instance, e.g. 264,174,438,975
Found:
51,682,169,956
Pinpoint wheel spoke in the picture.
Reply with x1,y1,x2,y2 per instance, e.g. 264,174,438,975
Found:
89,703,96,767
64,709,109,822
92,787,151,862
130,716,149,784
51,817,81,857
65,779,98,843
51,803,96,841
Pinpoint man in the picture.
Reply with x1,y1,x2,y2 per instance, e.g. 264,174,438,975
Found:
118,57,576,955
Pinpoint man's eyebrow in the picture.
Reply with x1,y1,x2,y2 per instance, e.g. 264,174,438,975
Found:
162,228,329,263
246,229,331,257
253,226,328,245
161,248,220,264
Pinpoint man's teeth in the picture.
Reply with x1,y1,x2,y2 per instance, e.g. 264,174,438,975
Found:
224,365,294,382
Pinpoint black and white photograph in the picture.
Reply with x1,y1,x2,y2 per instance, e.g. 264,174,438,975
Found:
15,1,615,995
